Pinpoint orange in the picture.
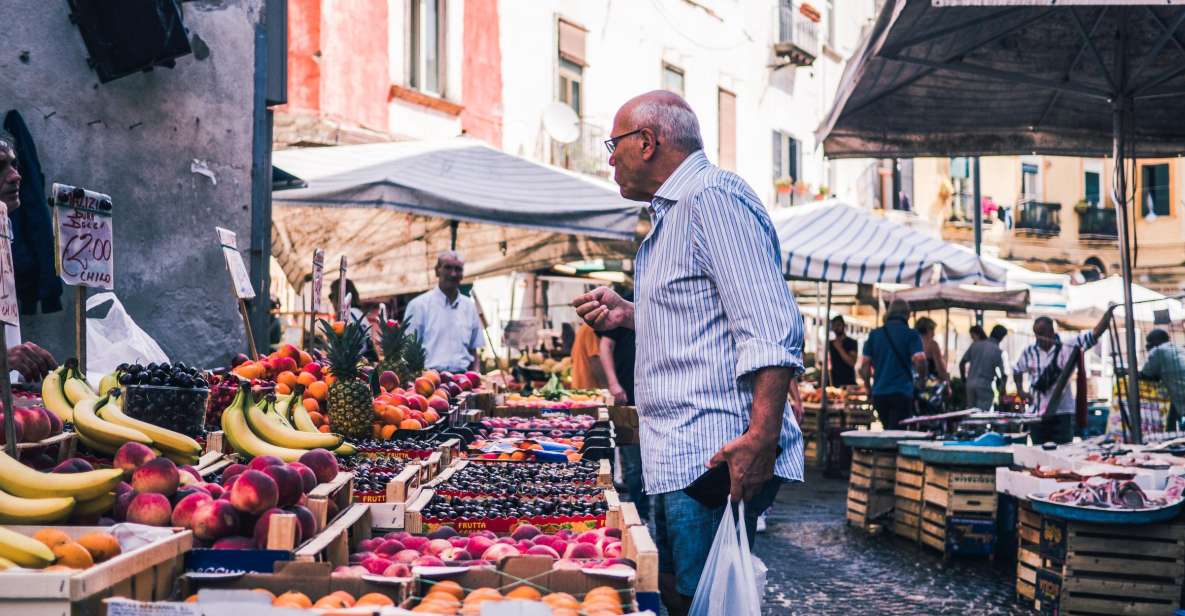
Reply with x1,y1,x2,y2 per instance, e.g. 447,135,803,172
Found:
328,590,355,606
505,586,541,602
510,451,526,461
355,593,394,607
412,602,452,614
431,580,465,599
399,418,422,430
585,586,619,600
251,588,276,600
184,595,199,603
381,424,397,440
307,381,328,401
542,593,580,609
298,351,314,367
276,371,299,388
323,372,336,386
297,372,317,387
273,592,311,608
312,595,349,609
33,529,72,550
551,610,580,616
52,542,93,569
464,588,501,604
331,321,346,335
275,383,292,395
381,405,405,425
302,398,321,414
422,592,460,609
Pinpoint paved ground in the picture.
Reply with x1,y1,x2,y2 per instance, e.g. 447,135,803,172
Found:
752,469,1030,615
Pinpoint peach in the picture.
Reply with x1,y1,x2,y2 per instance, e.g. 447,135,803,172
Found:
221,463,248,484
427,397,449,413
286,462,318,493
113,489,136,521
413,377,434,397
202,482,224,499
297,449,338,484
378,371,399,392
192,500,240,541
439,547,473,562
253,508,303,549
52,458,95,474
212,536,255,550
15,407,50,441
384,531,412,542
526,545,560,559
511,524,541,541
466,535,495,556
381,562,411,577
360,556,392,575
393,549,421,564
426,539,452,556
247,455,284,471
408,394,429,413
132,457,180,496
113,442,157,478
229,470,279,514
287,505,317,540
603,541,623,558
412,555,445,567
604,527,622,540
0,414,23,444
126,492,172,526
178,465,203,483
172,492,213,528
375,539,406,556
564,542,597,559
401,535,430,552
448,536,469,548
481,543,521,561
43,407,63,435
427,526,458,540
262,464,303,507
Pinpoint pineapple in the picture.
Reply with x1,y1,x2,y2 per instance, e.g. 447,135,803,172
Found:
401,332,427,384
319,318,374,439
375,319,410,379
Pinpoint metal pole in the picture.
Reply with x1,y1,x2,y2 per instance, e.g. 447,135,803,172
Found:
973,157,984,327
819,282,833,472
0,326,14,458
1112,17,1143,444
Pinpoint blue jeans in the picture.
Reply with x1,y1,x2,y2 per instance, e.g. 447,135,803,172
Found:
619,445,650,519
654,478,782,597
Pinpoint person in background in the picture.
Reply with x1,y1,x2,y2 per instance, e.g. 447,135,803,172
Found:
403,252,484,373
960,325,1006,411
828,315,858,387
1013,313,1111,444
598,313,646,520
0,137,55,381
570,322,606,390
915,316,949,382
860,299,926,429
572,91,803,616
1139,328,1185,431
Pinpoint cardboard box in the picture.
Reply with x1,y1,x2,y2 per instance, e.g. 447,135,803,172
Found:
404,556,635,610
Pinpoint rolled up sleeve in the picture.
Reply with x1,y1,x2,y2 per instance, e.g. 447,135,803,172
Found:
691,187,804,381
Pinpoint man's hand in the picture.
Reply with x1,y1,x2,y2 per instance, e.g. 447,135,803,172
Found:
708,432,778,502
9,342,56,382
790,397,804,425
572,287,634,331
609,384,629,405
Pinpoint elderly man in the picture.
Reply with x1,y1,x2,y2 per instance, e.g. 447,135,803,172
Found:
1013,313,1111,444
859,298,927,429
403,251,483,373
1139,329,1185,431
573,91,803,614
0,137,56,381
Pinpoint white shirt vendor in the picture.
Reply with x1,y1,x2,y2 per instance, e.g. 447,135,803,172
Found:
403,287,483,373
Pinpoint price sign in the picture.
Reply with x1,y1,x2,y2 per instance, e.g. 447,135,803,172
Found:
311,249,324,314
337,256,348,322
215,227,255,300
0,213,18,327
52,183,113,290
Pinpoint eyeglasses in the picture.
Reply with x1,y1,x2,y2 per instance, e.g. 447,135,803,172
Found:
603,128,653,155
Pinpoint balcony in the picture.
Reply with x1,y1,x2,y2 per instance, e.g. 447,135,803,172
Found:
1077,207,1118,240
550,122,612,179
1014,200,1061,236
774,4,819,67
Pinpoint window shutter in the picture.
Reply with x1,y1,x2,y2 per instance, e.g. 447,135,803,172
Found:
789,138,800,182
718,89,736,171
558,19,587,66
772,131,783,180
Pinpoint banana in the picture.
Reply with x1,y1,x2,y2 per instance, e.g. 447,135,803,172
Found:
333,442,357,456
73,396,153,450
75,429,118,456
41,368,74,422
97,371,121,398
0,488,75,524
270,394,295,428
221,396,311,462
71,492,115,519
246,398,342,450
162,450,199,466
290,398,321,433
98,398,201,457
63,375,98,406
0,525,55,568
0,450,123,501
0,556,17,571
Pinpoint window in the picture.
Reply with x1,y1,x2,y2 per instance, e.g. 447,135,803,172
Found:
409,0,445,94
1021,162,1040,201
1084,171,1100,207
772,131,800,182
826,0,837,48
558,19,587,116
662,64,685,96
1141,163,1171,217
718,89,736,171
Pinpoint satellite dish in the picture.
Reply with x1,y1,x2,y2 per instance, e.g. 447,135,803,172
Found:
542,102,580,144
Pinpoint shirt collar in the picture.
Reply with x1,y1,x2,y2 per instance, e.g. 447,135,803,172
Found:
649,150,710,219
433,286,460,309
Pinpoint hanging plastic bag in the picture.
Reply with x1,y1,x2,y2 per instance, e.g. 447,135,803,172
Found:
85,292,169,389
689,501,767,615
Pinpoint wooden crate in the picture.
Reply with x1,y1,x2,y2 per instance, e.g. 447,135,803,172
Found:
295,503,375,568
892,455,924,542
922,465,997,514
0,526,192,616
625,524,659,594
16,431,77,464
847,448,896,530
1016,501,1043,608
306,471,354,531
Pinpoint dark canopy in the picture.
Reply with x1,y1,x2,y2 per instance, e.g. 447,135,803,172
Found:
883,284,1029,313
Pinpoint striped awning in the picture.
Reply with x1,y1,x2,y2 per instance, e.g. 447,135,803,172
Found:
772,200,1006,286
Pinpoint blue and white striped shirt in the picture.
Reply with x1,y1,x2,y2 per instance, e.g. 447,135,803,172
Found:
634,150,805,495
1013,331,1097,416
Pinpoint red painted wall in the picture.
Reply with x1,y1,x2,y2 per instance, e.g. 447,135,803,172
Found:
285,0,320,112
461,0,503,147
319,1,390,132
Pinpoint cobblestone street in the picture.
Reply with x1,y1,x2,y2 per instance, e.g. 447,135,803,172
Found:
753,470,1028,615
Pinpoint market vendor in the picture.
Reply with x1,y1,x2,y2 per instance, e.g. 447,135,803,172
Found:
860,298,927,429
1013,313,1111,444
403,251,484,373
572,90,803,616
828,315,858,387
1139,329,1185,430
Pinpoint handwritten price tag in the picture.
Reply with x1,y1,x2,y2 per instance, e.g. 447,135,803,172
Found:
0,213,19,327
311,249,324,314
215,227,256,300
52,183,113,290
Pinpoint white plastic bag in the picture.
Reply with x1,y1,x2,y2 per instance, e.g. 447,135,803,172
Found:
85,292,169,388
689,501,767,615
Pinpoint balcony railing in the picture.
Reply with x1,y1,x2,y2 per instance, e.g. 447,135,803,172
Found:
946,192,993,226
774,4,819,67
1078,207,1118,240
550,122,612,179
1015,200,1061,236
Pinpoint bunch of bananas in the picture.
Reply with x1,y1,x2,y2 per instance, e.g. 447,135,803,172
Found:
41,360,96,423
0,449,122,524
220,380,354,461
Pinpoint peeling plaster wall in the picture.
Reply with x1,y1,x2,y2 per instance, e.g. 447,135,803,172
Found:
0,0,264,366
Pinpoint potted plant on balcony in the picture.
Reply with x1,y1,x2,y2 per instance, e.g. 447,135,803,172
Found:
794,178,811,195
815,185,829,201
1073,198,1091,214
775,176,794,194
800,2,822,22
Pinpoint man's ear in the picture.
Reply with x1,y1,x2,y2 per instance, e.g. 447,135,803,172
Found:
639,128,658,161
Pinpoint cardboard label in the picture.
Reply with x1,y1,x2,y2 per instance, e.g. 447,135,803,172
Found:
215,227,255,300
311,249,324,314
51,183,113,289
105,599,200,616
1040,516,1067,562
0,213,18,327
